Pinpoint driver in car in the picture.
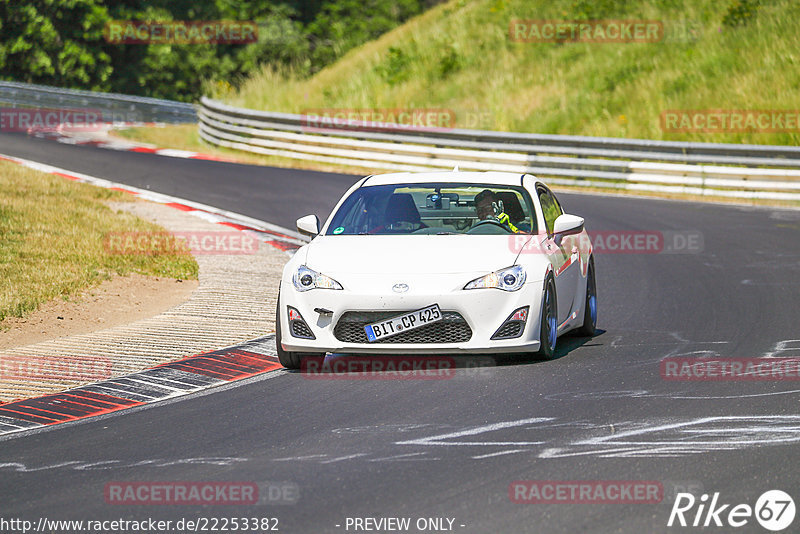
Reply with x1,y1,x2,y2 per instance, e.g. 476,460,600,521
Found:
474,189,520,233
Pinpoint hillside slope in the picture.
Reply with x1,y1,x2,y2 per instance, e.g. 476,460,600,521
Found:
217,0,800,145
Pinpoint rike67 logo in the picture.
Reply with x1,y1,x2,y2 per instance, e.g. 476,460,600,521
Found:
668,490,795,531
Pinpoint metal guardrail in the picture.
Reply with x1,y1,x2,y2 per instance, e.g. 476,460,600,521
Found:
199,97,800,201
3,82,796,201
0,81,196,124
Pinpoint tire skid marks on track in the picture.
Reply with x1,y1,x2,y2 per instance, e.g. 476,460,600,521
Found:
269,414,800,464
0,457,249,473
0,338,282,438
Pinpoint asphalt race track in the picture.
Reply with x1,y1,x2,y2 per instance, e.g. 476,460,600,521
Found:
0,132,358,229
2,131,800,533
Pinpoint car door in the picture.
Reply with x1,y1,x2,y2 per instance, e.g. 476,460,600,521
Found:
537,185,579,325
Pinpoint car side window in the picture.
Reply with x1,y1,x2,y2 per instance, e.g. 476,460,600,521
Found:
537,186,561,235
550,189,564,215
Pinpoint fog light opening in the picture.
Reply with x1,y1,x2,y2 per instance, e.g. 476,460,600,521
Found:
491,306,530,340
287,306,315,339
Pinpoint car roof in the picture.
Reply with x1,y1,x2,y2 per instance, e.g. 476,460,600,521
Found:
362,171,533,187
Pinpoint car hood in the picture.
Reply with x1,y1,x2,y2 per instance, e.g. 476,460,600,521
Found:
303,235,536,275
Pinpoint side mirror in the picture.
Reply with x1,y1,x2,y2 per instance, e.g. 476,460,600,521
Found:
296,214,320,237
553,214,584,246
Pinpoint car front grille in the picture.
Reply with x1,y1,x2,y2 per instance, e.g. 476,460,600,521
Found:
334,311,472,344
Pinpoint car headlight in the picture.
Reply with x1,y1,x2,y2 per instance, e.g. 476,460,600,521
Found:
464,265,526,291
292,265,343,292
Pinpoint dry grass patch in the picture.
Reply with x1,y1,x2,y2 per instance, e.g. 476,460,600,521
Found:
0,161,198,325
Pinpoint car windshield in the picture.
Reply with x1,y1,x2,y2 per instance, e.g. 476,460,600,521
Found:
325,182,536,235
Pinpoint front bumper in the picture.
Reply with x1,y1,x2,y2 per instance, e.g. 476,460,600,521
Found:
279,281,544,354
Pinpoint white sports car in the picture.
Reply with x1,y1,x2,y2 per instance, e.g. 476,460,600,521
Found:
276,171,596,369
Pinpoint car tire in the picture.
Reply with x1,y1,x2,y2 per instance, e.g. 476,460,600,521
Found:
276,297,302,370
535,275,558,360
575,259,597,337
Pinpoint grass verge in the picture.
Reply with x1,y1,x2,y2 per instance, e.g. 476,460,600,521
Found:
0,160,198,325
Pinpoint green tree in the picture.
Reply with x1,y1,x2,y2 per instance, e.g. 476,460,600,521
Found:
0,0,439,102
0,0,112,89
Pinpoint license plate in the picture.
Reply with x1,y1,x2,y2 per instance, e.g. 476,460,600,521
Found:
364,304,442,342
